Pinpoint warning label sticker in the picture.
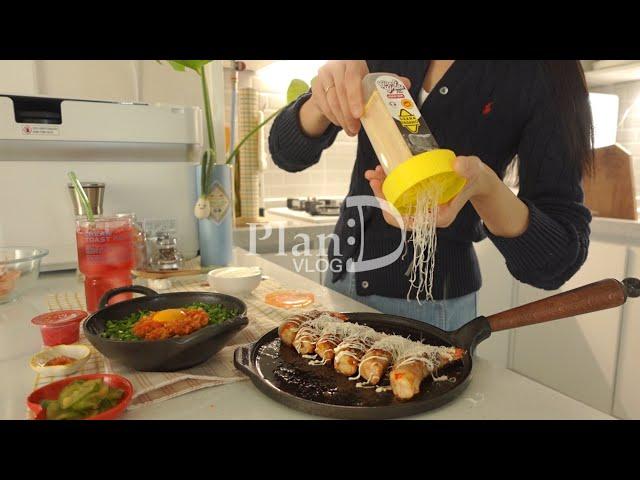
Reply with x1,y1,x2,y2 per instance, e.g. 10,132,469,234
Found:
372,74,439,154
399,109,420,133
20,124,60,136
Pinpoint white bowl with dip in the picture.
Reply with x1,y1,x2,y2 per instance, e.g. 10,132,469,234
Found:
29,344,91,377
207,266,262,296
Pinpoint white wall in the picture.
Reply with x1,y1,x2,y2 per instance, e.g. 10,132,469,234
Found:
36,61,138,101
0,60,37,94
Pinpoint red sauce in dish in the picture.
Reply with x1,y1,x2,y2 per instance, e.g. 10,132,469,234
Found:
132,308,210,340
44,356,75,366
265,291,315,309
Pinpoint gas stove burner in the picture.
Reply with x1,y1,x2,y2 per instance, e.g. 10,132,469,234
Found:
286,197,342,216
286,198,307,211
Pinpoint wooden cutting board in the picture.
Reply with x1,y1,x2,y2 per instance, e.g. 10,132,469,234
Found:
132,268,211,280
583,144,638,220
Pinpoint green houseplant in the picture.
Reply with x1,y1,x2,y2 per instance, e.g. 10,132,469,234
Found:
158,61,310,219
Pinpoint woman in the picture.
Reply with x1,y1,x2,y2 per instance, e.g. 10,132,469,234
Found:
268,60,593,331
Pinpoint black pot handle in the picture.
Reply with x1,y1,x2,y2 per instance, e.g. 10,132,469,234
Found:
233,342,258,378
450,316,492,354
98,285,159,309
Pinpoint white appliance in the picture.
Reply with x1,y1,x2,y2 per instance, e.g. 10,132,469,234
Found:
0,94,203,271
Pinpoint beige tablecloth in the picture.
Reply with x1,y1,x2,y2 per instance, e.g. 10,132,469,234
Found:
34,276,324,410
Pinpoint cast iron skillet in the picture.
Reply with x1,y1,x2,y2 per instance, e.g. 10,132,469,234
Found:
84,285,249,372
234,277,640,419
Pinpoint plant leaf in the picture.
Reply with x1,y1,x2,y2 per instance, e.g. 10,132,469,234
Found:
163,60,213,75
166,61,186,72
201,148,216,196
287,79,310,104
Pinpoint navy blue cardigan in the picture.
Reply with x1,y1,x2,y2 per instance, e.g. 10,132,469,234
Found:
268,60,591,300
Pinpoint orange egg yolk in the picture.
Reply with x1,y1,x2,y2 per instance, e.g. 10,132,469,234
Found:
151,309,187,324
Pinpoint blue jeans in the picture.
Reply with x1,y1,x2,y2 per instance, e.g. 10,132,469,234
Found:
324,271,477,332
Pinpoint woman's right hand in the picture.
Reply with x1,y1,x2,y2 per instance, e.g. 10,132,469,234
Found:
299,60,411,138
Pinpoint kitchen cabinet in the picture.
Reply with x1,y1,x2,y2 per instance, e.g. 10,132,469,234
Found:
474,239,514,368
510,241,627,414
613,247,640,419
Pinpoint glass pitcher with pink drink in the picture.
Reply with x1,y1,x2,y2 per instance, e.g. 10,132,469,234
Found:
75,214,135,313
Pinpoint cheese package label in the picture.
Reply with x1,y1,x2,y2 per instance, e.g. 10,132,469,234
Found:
372,75,439,155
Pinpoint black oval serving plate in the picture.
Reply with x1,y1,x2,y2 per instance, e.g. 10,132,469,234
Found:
84,286,249,372
234,312,491,419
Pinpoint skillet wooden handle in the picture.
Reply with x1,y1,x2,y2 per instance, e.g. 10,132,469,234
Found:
486,278,639,332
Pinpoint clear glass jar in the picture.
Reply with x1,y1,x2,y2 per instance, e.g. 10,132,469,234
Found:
115,214,147,270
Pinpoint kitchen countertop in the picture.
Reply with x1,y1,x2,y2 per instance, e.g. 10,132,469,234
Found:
234,209,338,231
590,216,640,245
265,207,339,225
0,248,613,420
234,211,336,254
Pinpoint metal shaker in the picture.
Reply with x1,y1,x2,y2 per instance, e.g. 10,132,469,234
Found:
67,182,105,216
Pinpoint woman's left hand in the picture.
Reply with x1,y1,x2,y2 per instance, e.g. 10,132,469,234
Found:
365,156,498,229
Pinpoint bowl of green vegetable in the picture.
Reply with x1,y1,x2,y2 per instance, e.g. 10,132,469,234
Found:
27,374,133,420
83,286,249,372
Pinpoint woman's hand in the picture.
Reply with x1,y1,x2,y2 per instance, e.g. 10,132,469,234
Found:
299,61,412,138
365,156,500,229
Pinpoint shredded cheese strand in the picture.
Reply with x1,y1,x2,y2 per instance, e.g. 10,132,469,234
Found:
406,182,442,303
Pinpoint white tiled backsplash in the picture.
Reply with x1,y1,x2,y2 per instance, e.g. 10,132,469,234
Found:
591,80,640,201
223,68,356,200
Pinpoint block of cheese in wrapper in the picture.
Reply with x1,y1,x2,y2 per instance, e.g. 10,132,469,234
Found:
360,72,466,214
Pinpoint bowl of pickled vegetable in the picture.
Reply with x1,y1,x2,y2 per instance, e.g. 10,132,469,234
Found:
27,374,133,420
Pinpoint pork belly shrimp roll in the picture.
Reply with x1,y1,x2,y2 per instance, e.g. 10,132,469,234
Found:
390,344,465,400
277,310,322,347
359,335,414,386
334,325,381,377
315,322,359,365
293,313,346,355
278,311,348,347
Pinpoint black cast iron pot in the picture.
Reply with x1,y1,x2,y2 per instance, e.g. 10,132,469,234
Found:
84,286,249,372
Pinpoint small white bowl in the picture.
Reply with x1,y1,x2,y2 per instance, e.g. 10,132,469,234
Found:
208,266,262,296
29,344,91,377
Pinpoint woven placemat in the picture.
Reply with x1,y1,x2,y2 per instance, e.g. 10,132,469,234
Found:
34,275,325,412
